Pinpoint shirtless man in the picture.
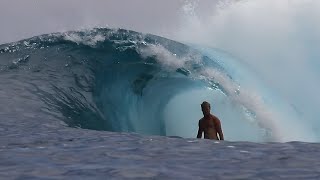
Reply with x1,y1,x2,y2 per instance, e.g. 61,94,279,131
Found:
197,101,224,140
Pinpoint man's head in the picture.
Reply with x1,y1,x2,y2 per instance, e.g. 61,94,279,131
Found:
201,101,211,116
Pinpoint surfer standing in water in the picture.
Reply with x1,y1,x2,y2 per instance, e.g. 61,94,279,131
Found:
197,101,224,140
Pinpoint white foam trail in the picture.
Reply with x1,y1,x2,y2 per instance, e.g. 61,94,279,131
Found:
200,67,316,142
138,44,184,70
138,44,201,71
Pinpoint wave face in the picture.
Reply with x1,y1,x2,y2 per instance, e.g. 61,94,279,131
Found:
0,28,317,142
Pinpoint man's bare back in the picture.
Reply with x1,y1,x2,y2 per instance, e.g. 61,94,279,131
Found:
197,101,224,140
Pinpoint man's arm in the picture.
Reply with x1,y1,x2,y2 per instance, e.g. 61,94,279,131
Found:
215,119,224,140
197,120,203,138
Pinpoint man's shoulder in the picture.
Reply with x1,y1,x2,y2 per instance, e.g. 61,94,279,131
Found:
211,114,221,122
199,117,207,124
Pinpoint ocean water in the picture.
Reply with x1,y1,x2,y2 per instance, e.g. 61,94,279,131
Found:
1,0,320,179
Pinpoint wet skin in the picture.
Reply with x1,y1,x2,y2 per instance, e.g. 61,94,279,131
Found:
197,103,224,140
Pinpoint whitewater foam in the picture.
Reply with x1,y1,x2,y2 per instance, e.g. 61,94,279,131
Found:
172,0,320,142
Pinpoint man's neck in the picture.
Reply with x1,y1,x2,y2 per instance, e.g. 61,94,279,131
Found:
204,114,211,119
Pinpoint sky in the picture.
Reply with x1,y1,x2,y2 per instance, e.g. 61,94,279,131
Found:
0,0,217,44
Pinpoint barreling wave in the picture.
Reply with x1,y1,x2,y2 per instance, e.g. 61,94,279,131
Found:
0,28,315,142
